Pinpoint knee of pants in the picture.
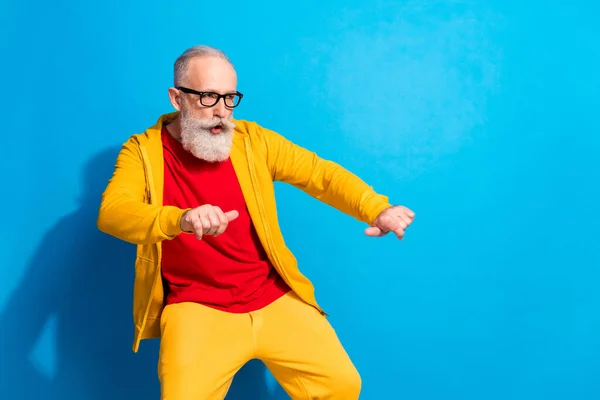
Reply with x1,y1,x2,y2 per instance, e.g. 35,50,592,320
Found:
327,367,362,399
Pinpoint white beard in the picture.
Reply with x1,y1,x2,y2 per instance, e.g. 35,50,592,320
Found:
180,109,236,162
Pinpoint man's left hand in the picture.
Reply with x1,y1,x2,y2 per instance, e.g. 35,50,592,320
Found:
365,206,415,240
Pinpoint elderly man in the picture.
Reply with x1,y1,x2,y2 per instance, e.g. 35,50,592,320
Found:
97,45,414,400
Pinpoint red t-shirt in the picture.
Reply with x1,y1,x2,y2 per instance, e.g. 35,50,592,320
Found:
160,127,290,312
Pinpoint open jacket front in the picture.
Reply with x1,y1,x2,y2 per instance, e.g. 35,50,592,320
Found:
97,112,391,352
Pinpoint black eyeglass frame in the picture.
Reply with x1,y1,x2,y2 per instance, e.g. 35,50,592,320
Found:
176,86,244,108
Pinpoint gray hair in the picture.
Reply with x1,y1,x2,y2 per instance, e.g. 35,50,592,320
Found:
173,45,231,86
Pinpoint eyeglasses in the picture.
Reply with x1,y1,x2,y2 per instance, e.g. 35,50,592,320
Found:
176,86,244,108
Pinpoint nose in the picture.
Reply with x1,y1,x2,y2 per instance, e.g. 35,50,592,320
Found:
212,98,228,118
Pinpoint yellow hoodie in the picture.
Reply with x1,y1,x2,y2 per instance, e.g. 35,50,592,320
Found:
97,112,391,352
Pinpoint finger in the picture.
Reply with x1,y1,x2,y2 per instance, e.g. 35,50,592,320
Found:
380,215,405,238
225,210,239,222
391,221,406,240
213,207,229,236
392,226,405,240
200,215,212,235
386,215,407,240
405,208,415,219
204,210,221,236
395,214,411,229
190,216,204,240
364,226,386,237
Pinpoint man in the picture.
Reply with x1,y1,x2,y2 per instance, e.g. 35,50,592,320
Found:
97,45,414,400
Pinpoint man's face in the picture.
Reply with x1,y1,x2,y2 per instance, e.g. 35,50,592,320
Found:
169,56,239,162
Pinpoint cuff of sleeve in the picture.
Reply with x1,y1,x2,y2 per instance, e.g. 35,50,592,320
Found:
360,190,392,226
159,206,189,238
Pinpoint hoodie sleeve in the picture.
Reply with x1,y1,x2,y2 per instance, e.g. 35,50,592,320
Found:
96,136,187,245
258,124,392,226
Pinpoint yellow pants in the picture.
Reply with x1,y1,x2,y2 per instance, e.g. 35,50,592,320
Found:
158,291,361,399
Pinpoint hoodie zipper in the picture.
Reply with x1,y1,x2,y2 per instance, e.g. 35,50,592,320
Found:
139,144,164,326
243,137,326,316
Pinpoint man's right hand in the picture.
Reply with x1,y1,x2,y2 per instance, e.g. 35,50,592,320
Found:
180,205,239,240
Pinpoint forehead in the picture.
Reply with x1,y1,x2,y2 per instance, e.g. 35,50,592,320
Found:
185,56,237,92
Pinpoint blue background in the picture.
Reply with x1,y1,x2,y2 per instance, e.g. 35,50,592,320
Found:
1,0,599,399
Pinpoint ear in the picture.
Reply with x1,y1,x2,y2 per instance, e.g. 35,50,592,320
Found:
168,87,182,111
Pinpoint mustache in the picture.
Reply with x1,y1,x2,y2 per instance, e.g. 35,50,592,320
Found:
188,116,236,131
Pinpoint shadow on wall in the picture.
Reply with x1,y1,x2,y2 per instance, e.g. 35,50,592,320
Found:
0,147,290,400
